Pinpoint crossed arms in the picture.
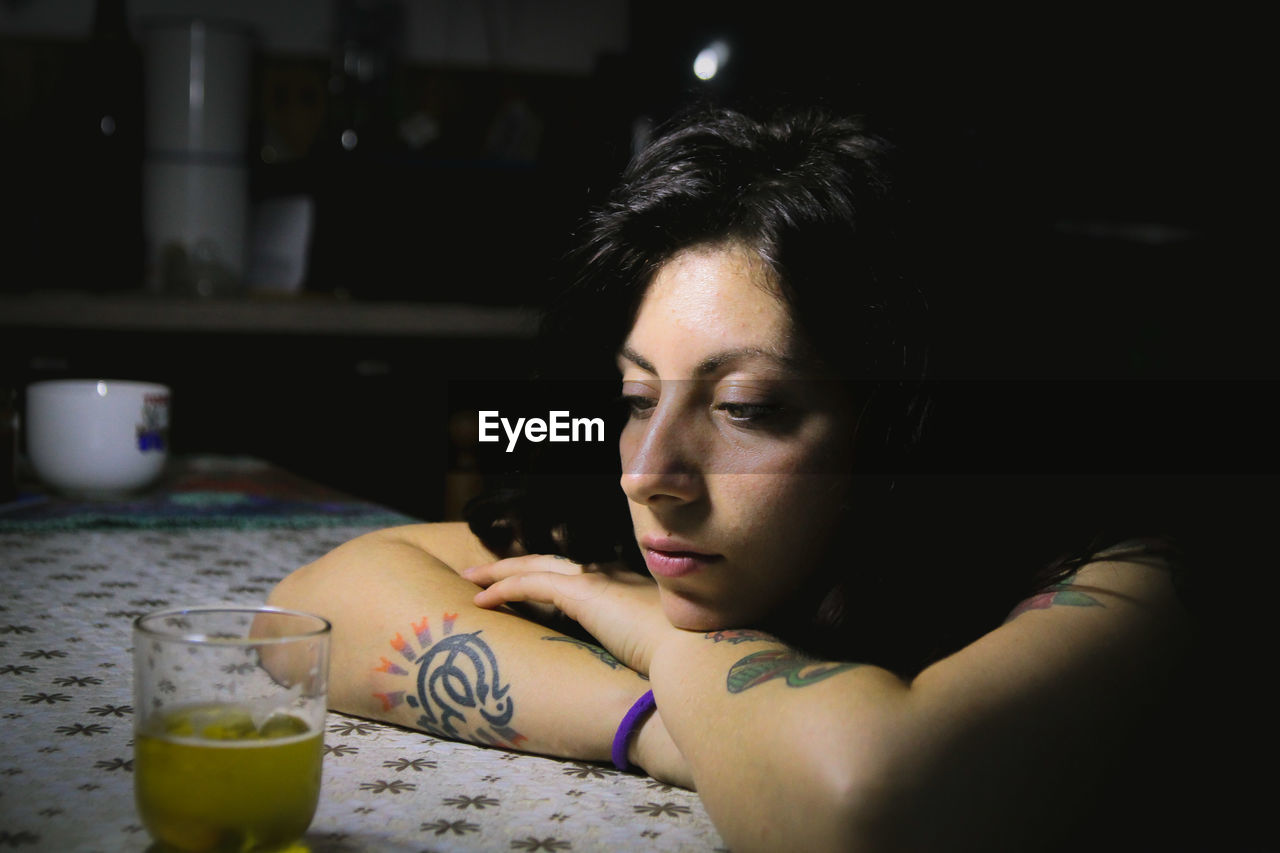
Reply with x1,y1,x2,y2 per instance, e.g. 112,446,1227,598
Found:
269,523,1190,851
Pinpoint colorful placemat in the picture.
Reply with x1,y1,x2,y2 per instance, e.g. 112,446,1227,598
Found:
0,456,418,531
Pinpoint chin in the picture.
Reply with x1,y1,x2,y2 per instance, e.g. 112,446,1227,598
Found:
659,588,750,633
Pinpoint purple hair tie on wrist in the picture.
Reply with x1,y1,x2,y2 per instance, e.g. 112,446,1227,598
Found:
611,689,656,772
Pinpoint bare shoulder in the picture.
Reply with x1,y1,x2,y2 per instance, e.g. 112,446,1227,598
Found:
1006,537,1188,628
865,543,1198,851
874,539,1201,848
913,539,1192,700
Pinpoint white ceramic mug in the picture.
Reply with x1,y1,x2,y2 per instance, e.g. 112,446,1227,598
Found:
24,380,171,497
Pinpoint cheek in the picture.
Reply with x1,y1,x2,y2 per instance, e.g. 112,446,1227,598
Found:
724,473,852,593
727,472,848,533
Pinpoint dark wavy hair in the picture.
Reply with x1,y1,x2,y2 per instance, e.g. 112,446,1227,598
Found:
465,103,1195,671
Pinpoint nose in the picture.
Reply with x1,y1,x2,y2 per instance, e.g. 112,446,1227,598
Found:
619,404,704,507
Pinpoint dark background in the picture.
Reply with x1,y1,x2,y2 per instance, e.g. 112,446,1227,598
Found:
2,3,1273,496
4,5,1271,334
2,2,1273,517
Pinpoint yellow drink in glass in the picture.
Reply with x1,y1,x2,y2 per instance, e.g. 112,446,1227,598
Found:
134,703,323,852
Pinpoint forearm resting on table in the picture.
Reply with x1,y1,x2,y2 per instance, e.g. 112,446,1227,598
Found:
648,558,1189,852
267,527,677,776
650,630,911,851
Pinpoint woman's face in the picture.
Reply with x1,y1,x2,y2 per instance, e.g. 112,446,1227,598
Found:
619,243,857,631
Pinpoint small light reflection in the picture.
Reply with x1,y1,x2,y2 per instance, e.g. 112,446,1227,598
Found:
100,115,116,136
96,381,108,397
694,40,730,81
340,129,358,151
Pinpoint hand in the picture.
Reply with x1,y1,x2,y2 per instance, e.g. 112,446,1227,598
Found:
462,553,585,626
463,555,675,676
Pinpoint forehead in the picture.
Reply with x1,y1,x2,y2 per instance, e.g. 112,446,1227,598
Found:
624,244,798,367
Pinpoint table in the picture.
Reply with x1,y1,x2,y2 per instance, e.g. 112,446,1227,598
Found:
0,456,724,851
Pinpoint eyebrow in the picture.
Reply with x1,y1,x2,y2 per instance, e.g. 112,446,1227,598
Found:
617,344,804,377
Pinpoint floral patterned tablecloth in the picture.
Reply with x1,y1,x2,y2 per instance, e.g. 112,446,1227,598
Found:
0,460,724,852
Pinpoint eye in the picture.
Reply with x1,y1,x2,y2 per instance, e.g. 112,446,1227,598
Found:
620,394,656,419
716,401,783,423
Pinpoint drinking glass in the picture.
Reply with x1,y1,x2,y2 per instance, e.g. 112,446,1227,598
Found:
133,606,331,852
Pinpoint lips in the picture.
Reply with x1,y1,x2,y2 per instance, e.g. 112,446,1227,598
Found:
641,536,722,578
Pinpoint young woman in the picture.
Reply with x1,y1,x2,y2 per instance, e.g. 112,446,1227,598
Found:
269,105,1198,851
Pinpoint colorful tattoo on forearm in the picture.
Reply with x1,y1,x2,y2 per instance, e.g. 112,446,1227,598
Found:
541,635,626,670
372,613,526,748
726,648,861,694
1003,578,1104,624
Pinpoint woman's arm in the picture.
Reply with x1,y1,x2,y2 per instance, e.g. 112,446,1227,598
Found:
267,523,689,783
645,553,1191,851
472,547,1191,850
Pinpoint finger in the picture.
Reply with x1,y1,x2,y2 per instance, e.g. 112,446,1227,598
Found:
462,554,585,586
474,571,610,614
472,573,558,610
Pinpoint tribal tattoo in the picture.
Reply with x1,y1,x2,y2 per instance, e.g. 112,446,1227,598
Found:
725,648,861,694
1003,577,1104,624
372,613,526,748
